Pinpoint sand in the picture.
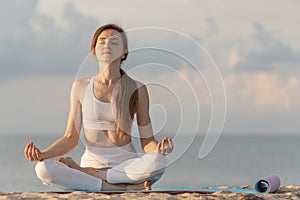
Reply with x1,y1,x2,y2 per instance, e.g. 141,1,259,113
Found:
1,185,300,200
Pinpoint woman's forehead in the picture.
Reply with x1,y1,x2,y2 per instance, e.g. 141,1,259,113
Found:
98,29,122,40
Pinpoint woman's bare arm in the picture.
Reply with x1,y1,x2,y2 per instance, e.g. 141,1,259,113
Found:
136,84,173,155
24,80,84,161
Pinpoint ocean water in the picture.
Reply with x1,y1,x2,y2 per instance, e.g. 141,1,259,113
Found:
1,135,300,192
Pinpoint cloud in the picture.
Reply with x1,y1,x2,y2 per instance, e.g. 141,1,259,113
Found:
173,66,300,113
0,0,37,81
1,1,211,83
1,0,300,136
224,71,300,112
204,17,220,37
0,0,36,38
233,23,300,72
228,46,242,69
0,2,98,82
130,66,300,135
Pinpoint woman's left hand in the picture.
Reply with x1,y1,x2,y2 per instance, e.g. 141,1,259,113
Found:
156,137,173,156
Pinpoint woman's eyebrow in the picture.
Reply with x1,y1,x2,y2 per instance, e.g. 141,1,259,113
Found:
98,37,120,41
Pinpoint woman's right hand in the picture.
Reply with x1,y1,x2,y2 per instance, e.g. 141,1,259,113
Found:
24,142,46,161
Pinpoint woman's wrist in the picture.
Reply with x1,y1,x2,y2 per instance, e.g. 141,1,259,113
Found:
41,151,49,160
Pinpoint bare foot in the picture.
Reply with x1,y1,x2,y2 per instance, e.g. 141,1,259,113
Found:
101,180,151,191
56,157,81,171
145,180,151,191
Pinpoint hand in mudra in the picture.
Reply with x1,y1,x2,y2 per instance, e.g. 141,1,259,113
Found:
156,137,173,156
24,142,46,161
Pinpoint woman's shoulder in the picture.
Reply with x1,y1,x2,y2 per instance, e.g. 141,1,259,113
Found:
129,78,146,92
71,77,93,102
123,75,145,91
73,77,91,88
132,80,148,98
134,80,144,88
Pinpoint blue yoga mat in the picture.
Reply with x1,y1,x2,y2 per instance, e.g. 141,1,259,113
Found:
99,187,258,194
153,187,257,193
38,187,260,194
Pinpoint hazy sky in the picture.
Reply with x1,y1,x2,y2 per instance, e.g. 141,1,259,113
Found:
0,0,299,136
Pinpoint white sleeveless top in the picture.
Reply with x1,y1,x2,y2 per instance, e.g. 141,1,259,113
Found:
82,76,117,130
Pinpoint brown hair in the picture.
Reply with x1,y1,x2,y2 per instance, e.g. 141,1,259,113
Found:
91,24,138,138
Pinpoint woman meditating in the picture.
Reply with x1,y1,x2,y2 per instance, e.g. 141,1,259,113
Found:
24,24,173,191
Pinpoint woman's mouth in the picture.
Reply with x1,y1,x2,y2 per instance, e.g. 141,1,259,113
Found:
102,52,112,55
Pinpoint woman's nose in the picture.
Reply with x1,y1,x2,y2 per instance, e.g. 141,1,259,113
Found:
103,40,111,48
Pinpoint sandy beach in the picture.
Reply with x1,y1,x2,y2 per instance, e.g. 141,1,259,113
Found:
1,185,300,200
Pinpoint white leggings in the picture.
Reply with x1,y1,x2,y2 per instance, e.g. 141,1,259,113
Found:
35,153,167,192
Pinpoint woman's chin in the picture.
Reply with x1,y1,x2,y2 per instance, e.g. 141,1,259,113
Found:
99,57,121,65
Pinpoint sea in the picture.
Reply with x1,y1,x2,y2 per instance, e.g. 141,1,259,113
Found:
1,134,300,192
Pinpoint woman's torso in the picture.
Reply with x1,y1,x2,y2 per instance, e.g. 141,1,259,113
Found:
79,76,132,148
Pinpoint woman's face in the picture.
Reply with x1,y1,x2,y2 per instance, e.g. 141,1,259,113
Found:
95,29,125,64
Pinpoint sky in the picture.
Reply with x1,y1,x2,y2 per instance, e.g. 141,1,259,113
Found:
0,0,299,137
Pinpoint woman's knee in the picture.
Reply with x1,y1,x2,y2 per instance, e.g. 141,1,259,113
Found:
131,153,167,182
35,159,55,182
143,153,167,172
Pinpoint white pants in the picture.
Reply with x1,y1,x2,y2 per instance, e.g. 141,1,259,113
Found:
35,153,167,191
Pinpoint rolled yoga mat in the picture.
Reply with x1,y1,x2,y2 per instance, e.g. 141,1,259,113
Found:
254,175,281,193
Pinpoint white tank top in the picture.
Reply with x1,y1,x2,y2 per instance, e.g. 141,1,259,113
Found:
82,76,117,130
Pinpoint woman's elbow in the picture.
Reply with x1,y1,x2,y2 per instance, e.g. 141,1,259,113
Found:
64,133,79,149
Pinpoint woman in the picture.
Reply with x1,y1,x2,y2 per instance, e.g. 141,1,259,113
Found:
24,24,173,191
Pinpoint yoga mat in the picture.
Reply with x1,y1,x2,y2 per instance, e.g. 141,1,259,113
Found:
99,187,258,194
99,175,281,194
38,176,281,194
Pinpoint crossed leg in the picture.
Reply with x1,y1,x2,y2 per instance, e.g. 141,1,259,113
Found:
35,159,149,191
35,153,166,191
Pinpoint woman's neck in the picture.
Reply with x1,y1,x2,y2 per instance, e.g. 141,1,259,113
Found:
97,61,121,86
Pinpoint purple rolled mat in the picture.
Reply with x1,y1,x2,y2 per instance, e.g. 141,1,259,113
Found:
254,175,281,193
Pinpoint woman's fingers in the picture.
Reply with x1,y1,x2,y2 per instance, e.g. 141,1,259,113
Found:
56,157,64,163
28,143,34,161
24,142,31,160
163,137,167,144
35,149,40,161
159,137,173,156
35,148,44,161
24,143,28,158
161,139,165,153
31,145,39,161
158,138,165,155
156,142,161,154
158,138,174,156
167,138,173,152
